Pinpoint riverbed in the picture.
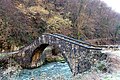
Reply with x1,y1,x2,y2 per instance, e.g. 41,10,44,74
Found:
1,62,72,80
1,61,120,80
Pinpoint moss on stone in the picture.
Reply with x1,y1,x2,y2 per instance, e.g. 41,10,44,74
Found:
44,56,65,64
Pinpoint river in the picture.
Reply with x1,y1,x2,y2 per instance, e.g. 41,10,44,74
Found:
1,61,120,80
2,62,72,80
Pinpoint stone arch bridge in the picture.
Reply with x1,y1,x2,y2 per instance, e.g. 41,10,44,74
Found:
0,33,107,75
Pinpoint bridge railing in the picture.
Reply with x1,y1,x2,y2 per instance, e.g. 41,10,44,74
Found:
97,45,120,49
44,33,102,50
53,33,96,47
52,33,120,50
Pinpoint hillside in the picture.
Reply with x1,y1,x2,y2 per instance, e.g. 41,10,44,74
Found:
0,0,120,51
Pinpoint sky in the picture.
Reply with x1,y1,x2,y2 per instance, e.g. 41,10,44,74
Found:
101,0,120,13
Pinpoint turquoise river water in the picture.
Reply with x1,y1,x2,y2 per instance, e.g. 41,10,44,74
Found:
3,62,72,80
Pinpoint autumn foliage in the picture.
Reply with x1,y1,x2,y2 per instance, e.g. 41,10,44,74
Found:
0,0,120,51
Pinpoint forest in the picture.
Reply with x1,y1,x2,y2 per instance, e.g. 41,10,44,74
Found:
0,0,120,52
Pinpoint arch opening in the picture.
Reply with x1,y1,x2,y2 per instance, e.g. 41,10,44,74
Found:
30,44,72,73
31,44,49,67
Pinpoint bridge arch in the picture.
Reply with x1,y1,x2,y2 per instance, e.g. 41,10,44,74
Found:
14,33,104,75
30,43,73,73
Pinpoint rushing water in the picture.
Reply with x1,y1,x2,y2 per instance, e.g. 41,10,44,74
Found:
8,62,72,80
